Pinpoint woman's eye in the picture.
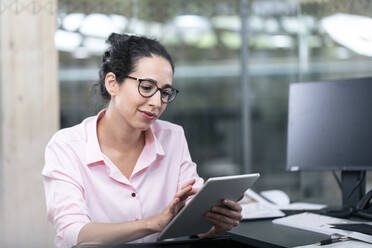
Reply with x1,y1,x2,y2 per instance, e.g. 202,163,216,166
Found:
162,90,171,97
140,83,154,91
141,86,152,91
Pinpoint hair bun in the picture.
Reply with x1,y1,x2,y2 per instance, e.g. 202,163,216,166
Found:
102,51,110,62
106,33,130,45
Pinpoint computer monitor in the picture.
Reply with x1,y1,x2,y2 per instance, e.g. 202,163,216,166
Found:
286,77,372,209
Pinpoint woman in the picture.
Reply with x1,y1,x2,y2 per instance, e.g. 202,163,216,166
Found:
42,33,242,248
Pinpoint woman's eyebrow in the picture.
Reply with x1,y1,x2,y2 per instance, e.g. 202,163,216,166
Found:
152,81,173,88
141,77,173,88
141,77,158,82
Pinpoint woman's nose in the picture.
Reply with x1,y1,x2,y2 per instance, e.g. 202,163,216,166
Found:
148,90,162,107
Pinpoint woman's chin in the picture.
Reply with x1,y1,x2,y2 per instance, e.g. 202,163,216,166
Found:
134,121,153,131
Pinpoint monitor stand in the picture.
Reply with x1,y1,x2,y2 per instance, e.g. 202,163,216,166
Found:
341,170,366,209
325,170,366,218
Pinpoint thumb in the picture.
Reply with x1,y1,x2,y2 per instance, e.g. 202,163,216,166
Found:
169,197,180,215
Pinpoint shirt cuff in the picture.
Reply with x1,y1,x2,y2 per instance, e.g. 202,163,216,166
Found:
56,222,89,248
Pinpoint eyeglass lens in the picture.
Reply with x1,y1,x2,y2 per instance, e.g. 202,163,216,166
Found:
138,80,177,103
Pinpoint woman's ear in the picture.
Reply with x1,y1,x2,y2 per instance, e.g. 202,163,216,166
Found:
104,72,119,96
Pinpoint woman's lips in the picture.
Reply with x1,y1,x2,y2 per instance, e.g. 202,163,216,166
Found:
139,110,157,120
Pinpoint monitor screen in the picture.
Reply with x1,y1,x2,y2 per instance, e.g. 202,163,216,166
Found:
287,77,372,171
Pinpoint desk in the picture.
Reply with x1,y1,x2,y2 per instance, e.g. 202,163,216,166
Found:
230,218,329,248
74,219,330,248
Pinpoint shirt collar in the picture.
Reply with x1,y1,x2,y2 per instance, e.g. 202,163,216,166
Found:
131,126,165,176
145,126,165,157
85,109,106,166
85,109,165,167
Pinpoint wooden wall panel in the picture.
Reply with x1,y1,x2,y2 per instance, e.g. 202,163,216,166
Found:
0,1,59,246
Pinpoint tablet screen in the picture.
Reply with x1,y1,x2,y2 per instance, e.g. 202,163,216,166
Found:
158,173,260,240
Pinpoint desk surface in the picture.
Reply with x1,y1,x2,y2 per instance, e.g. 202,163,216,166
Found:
75,218,330,248
230,218,329,248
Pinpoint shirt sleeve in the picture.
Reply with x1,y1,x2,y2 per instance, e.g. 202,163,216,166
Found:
42,139,91,248
177,128,204,193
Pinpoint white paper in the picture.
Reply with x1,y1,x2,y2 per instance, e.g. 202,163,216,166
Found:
293,240,372,248
259,189,327,210
240,189,285,219
240,189,326,220
279,202,327,210
241,202,285,219
273,212,372,244
261,190,290,205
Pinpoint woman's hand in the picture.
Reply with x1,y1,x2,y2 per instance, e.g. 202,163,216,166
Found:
198,198,243,238
148,179,198,232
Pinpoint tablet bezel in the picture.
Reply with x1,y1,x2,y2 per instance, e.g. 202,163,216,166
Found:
158,173,260,240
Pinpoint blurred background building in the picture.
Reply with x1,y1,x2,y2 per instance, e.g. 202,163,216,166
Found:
1,0,372,246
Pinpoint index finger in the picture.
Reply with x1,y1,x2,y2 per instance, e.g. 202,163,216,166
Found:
175,185,193,199
222,199,242,212
181,178,196,190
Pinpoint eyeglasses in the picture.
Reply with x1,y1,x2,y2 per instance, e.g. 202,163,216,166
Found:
125,75,179,104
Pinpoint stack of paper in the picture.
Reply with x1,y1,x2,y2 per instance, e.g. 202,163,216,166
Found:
239,189,326,220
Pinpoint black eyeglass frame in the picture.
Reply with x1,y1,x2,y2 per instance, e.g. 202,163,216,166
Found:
125,75,179,104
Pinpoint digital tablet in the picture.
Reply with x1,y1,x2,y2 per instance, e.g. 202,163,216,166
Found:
158,173,260,240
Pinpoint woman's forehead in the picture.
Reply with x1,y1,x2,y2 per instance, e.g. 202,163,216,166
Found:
133,56,173,85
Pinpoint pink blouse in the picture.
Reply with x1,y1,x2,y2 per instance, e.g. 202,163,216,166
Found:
42,110,204,248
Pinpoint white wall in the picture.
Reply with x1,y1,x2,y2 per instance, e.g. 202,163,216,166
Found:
0,1,59,246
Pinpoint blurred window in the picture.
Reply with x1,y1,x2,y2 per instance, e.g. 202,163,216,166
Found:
57,0,372,204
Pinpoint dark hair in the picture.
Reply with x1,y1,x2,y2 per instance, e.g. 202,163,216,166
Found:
98,33,175,100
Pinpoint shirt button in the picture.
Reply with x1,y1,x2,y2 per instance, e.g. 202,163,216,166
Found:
131,193,136,197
